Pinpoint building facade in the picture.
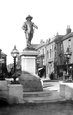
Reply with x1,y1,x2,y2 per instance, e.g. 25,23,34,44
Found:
54,26,73,79
36,26,73,80
0,49,7,77
46,38,55,79
36,42,46,78
36,38,56,79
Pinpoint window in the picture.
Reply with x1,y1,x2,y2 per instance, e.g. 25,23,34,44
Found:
60,43,62,51
50,49,51,58
68,39,71,48
47,50,48,58
54,44,57,50
55,52,56,58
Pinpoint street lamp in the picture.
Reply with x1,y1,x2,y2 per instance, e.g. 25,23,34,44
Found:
11,45,19,82
64,48,71,76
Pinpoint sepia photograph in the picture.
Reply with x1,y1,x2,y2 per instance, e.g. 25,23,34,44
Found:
0,0,73,115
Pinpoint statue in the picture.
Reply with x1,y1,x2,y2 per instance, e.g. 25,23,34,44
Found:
22,15,38,48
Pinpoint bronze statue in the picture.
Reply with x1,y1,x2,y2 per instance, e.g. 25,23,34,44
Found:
22,15,38,47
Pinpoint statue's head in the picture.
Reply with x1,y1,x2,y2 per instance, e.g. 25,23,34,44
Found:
26,15,33,21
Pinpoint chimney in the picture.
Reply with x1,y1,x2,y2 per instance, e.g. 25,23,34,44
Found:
66,25,71,34
0,49,2,58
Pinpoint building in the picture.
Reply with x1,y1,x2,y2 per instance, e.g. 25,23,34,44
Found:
54,26,73,79
36,38,56,79
46,37,55,79
54,33,64,79
62,26,73,77
36,41,46,78
0,49,7,77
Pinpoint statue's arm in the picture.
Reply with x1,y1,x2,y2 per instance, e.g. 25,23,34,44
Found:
22,22,27,30
33,23,38,29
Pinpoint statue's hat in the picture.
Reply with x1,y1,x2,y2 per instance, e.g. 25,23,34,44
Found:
26,15,33,20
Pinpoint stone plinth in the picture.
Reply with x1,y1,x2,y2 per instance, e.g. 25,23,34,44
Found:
59,82,73,100
8,84,23,104
19,71,43,92
21,56,36,74
20,47,38,74
0,80,8,102
0,80,8,90
59,82,65,97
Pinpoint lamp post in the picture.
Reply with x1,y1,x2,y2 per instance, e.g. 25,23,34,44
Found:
11,45,19,82
64,48,71,76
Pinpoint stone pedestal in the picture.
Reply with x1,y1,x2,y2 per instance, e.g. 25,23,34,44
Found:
21,56,36,74
0,80,8,101
19,47,43,92
19,71,43,92
59,82,73,100
0,80,8,90
8,84,23,104
59,82,65,97
20,48,38,74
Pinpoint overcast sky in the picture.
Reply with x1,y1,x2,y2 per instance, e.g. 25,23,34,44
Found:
0,0,73,64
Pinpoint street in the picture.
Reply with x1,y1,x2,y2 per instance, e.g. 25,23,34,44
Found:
0,81,73,115
1,101,73,115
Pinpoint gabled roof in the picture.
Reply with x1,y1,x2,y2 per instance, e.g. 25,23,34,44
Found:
54,32,73,43
62,32,73,41
54,35,64,43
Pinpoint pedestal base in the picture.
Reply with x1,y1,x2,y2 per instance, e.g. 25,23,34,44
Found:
19,71,43,92
8,84,23,104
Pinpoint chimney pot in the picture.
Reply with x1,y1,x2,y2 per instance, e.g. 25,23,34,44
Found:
66,25,71,34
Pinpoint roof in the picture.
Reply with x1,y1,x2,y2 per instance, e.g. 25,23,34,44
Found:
36,43,46,49
46,39,55,46
54,32,73,43
54,35,64,43
31,44,39,49
62,32,73,41
1,52,7,57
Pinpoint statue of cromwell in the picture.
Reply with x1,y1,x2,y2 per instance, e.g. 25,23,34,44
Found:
22,15,38,48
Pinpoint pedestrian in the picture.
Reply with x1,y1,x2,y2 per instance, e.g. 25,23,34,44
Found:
63,71,66,81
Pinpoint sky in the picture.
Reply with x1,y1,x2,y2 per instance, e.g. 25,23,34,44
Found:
0,0,73,65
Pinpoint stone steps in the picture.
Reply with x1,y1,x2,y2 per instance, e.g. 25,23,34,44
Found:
23,90,52,98
23,95,65,103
